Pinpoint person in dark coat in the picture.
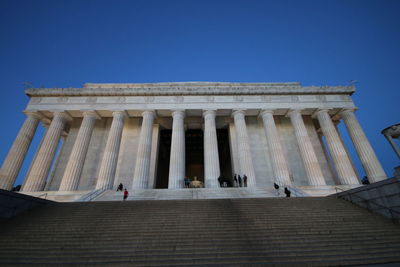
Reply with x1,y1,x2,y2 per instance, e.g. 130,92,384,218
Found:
218,175,223,187
233,174,238,187
274,182,280,196
238,175,242,187
284,187,291,198
116,183,123,192
243,175,248,187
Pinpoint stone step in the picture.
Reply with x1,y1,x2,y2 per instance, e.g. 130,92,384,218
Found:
0,197,399,265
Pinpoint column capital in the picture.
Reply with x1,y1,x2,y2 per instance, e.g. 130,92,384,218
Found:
23,110,43,120
312,108,332,119
338,108,357,116
82,110,101,120
142,110,156,118
202,109,217,118
259,109,275,118
112,110,128,118
232,109,246,118
172,110,185,118
286,108,303,117
52,111,73,122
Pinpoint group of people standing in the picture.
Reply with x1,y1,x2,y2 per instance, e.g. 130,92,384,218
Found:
232,174,248,187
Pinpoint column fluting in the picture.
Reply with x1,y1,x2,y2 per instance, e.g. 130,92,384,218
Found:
95,111,127,190
132,110,156,189
0,112,42,190
203,110,220,188
339,109,386,183
260,110,292,186
22,112,71,192
168,110,185,189
315,109,359,184
288,109,326,185
59,111,100,191
232,110,256,187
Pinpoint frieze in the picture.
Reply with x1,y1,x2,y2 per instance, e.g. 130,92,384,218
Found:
25,82,355,97
145,96,155,103
117,97,126,103
85,97,97,103
206,96,215,102
57,97,68,103
30,97,42,104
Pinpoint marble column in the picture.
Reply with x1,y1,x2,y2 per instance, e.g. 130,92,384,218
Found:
0,112,42,190
260,110,292,186
22,112,71,192
168,110,185,189
59,111,100,191
203,110,220,188
132,110,156,189
288,109,326,185
315,109,359,184
232,110,256,187
96,111,127,190
339,109,386,183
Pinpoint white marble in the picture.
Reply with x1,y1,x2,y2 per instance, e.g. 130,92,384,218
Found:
288,109,326,186
232,110,256,187
132,110,156,189
22,112,71,192
260,110,292,186
203,110,220,188
340,109,386,183
0,112,42,190
168,110,185,189
315,109,359,185
95,111,127,190
59,111,99,191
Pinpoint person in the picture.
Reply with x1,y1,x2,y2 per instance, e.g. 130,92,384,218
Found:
116,183,123,192
184,177,190,188
238,175,242,187
123,188,129,201
218,175,223,187
362,176,370,185
274,182,280,196
233,174,238,187
243,175,248,187
284,187,291,198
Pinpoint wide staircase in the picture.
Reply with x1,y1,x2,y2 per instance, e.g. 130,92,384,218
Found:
0,197,399,266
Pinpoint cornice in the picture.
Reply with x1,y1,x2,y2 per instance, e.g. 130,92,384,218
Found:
25,82,355,97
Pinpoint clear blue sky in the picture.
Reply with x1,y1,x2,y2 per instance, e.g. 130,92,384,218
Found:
0,0,399,186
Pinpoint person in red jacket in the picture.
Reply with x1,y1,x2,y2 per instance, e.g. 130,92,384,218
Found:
123,188,129,201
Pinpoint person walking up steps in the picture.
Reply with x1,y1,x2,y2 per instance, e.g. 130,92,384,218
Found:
123,188,129,201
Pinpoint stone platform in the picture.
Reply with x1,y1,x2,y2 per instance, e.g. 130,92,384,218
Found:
20,184,362,202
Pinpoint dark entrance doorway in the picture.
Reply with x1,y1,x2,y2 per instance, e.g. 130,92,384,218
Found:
155,129,171,188
185,130,204,183
217,128,233,184
155,127,233,188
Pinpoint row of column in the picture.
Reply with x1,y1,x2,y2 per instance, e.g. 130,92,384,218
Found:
0,108,387,192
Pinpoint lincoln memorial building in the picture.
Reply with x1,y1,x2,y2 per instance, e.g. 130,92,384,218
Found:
0,82,387,201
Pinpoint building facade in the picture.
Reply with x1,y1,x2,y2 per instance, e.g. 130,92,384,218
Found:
0,82,387,200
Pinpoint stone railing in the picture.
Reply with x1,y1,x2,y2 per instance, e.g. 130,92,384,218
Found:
0,189,52,223
334,177,400,222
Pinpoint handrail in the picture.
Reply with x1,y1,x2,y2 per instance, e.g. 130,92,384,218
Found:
336,188,400,222
37,193,48,199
